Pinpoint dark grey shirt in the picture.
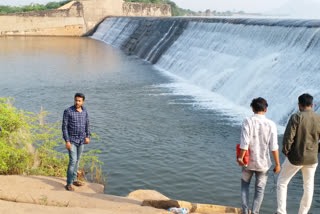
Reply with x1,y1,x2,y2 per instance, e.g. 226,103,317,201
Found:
282,109,320,165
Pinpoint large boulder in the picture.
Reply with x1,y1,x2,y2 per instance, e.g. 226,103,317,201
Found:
126,190,170,202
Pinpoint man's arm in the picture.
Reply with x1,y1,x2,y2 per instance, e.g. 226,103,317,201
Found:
85,111,91,144
238,118,250,165
62,110,72,150
238,149,247,166
270,122,280,173
62,110,70,143
282,114,299,156
272,150,281,173
85,111,90,138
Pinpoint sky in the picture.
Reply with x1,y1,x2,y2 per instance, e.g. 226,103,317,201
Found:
2,0,320,17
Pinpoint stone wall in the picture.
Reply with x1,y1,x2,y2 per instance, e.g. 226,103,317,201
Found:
123,2,171,17
0,17,85,36
0,0,171,36
80,0,124,31
0,2,85,36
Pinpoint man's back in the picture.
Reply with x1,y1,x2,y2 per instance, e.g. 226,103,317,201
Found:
238,97,280,214
283,109,320,165
240,114,278,171
277,93,319,214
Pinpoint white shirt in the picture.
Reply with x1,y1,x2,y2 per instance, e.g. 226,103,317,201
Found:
240,114,278,171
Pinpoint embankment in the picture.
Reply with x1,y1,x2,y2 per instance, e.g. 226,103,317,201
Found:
0,2,84,36
0,0,171,36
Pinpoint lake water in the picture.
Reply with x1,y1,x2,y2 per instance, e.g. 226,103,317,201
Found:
0,36,319,213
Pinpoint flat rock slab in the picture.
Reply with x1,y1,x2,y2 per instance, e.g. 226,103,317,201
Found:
0,175,240,214
0,199,171,214
0,175,104,193
0,175,170,214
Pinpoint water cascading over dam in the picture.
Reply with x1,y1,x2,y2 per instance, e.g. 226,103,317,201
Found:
91,17,320,127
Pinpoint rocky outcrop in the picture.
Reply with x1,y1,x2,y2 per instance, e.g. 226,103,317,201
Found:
0,175,169,214
0,175,241,213
127,189,170,201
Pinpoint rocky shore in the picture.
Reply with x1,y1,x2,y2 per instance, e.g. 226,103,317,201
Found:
0,175,241,214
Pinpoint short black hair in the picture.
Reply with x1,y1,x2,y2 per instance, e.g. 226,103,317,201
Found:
298,93,313,107
250,97,268,112
75,93,85,101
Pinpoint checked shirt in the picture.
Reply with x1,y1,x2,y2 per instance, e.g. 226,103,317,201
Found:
62,105,90,146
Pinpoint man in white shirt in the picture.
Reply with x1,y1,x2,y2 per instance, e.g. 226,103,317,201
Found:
237,97,281,214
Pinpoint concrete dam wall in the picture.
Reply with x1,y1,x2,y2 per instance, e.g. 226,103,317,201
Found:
91,16,320,126
0,0,171,36
0,2,85,36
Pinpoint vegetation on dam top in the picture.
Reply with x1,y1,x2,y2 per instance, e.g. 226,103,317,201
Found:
125,0,191,16
0,0,247,17
0,0,188,17
0,0,72,15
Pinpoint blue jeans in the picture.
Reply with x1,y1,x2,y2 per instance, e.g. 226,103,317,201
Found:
241,167,268,214
67,143,84,185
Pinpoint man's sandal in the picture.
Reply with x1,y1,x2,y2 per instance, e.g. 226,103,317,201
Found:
65,184,74,191
73,181,84,186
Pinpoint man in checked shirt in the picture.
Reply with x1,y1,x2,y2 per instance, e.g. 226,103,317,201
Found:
62,93,91,191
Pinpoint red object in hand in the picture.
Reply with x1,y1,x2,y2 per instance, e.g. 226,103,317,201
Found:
237,144,250,166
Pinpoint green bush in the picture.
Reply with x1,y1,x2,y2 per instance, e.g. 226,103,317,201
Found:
0,140,32,174
0,0,72,14
0,97,103,181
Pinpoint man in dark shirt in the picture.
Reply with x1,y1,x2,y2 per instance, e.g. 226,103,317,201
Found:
276,93,320,214
62,93,90,191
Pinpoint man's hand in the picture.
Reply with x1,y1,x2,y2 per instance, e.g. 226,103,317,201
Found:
237,158,245,166
237,149,247,166
272,150,281,173
273,164,281,174
85,137,90,144
66,142,71,150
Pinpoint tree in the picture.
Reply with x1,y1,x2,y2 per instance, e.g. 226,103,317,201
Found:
0,0,72,14
205,9,211,16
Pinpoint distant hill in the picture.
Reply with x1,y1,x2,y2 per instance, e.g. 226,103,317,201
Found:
268,0,320,18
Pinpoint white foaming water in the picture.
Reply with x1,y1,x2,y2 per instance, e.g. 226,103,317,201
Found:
155,21,320,127
155,67,251,121
92,17,320,129
154,67,286,133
